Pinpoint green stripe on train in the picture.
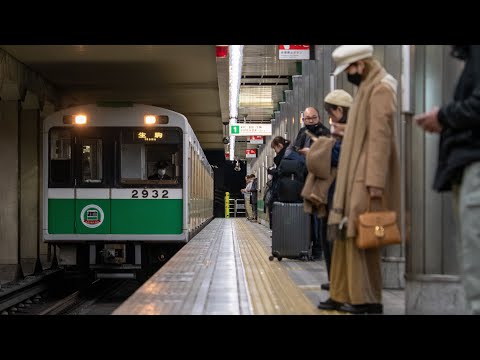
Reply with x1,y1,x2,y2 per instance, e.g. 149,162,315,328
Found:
48,199,183,234
48,199,75,233
111,199,182,234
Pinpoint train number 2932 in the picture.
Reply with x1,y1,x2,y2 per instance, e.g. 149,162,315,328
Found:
131,189,169,199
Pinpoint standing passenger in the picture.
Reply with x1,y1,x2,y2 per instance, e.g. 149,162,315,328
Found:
291,108,330,260
318,89,353,292
268,137,291,226
264,169,274,229
249,174,258,221
318,45,400,314
414,45,480,315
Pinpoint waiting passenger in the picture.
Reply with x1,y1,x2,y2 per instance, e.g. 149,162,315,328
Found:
318,89,353,292
249,174,258,221
414,45,480,315
148,161,172,180
268,136,291,224
319,45,400,314
293,107,331,260
263,168,274,230
241,175,254,220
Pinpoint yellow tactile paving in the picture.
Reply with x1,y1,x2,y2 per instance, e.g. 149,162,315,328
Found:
233,219,320,315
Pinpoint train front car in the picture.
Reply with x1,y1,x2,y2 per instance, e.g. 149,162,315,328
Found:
43,103,212,280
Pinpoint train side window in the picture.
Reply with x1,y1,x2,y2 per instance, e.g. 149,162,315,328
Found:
82,139,103,183
49,128,72,185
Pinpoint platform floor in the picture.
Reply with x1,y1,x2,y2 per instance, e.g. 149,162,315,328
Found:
114,218,405,315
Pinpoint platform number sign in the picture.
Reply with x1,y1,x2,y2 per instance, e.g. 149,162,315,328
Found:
231,125,240,134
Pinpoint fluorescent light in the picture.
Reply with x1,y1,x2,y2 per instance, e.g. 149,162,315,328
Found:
229,45,244,161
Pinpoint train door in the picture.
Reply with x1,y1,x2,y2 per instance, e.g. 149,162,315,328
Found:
73,127,115,234
111,127,184,235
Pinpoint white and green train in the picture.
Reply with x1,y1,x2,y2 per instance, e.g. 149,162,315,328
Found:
43,103,214,279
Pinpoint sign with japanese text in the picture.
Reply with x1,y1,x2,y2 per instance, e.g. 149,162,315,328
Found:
279,45,310,60
230,124,272,136
249,136,264,144
246,149,257,158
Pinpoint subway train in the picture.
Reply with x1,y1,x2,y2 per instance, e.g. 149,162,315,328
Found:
42,103,214,279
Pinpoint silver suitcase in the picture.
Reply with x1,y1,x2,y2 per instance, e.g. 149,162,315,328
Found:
269,202,311,261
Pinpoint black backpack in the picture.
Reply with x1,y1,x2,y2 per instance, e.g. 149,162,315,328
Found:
276,151,307,203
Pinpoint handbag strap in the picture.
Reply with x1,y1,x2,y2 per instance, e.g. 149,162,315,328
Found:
367,195,386,212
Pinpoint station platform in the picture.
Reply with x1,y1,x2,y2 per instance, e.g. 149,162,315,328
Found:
113,218,405,315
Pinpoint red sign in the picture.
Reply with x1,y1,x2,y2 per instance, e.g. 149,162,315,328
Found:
279,45,310,50
249,136,263,144
246,149,257,158
279,45,310,60
216,45,228,58
225,152,230,159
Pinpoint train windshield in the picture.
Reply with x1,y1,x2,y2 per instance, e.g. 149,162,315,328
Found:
120,127,183,186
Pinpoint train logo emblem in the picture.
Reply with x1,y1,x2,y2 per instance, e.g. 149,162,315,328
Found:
80,204,104,228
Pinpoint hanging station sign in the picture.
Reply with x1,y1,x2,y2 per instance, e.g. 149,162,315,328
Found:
230,124,272,136
249,135,264,144
246,149,257,158
279,45,310,60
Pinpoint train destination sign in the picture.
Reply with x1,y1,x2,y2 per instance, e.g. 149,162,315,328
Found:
137,131,163,142
230,124,272,136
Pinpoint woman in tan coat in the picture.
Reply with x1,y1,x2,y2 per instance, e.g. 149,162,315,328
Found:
318,45,400,314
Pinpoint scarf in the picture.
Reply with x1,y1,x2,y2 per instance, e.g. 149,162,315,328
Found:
328,59,386,227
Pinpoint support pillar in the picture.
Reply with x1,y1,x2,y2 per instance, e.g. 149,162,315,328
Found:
20,93,41,275
0,99,23,283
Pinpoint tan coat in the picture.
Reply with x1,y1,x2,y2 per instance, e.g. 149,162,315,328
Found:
344,79,401,237
302,136,337,217
329,60,400,305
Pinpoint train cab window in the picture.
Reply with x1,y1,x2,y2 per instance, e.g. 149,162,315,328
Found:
49,128,72,185
120,128,183,187
82,139,103,183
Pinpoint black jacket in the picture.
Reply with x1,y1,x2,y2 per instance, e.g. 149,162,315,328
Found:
269,146,288,206
435,45,480,191
293,124,330,150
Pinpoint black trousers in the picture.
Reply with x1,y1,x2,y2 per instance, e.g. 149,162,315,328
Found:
317,216,332,279
311,215,322,257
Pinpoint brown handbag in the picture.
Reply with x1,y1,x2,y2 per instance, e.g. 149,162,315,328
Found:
356,197,401,249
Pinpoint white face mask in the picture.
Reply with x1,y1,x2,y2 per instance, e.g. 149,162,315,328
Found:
158,169,166,176
267,174,273,181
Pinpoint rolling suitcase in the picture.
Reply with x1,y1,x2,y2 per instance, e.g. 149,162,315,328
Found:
269,202,311,261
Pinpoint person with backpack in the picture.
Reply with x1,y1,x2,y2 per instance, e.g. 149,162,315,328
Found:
290,107,331,260
268,137,291,218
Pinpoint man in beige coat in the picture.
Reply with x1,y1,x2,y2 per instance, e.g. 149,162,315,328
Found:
318,45,401,314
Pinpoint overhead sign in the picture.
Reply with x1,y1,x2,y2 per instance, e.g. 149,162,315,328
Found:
246,149,257,158
230,124,272,136
249,136,264,144
279,45,310,60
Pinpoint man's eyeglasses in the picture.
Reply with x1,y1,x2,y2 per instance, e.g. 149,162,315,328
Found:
303,116,318,121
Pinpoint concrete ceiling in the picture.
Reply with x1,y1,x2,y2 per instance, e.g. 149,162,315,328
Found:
0,45,224,150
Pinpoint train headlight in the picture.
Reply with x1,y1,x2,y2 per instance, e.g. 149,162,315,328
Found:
63,114,87,125
75,115,87,124
144,115,169,125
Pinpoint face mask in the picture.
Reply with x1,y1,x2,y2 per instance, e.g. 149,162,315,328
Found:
158,169,166,176
305,124,319,132
267,174,273,181
347,72,362,86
